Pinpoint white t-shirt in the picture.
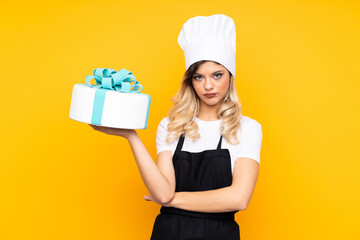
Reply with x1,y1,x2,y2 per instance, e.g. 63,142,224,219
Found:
156,114,263,174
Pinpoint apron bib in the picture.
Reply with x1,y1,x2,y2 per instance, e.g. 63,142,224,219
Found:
150,134,240,240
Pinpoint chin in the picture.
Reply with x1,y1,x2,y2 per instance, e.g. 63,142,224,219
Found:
202,99,221,106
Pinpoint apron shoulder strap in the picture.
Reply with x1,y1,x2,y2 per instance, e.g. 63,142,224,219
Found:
175,134,185,154
216,135,223,150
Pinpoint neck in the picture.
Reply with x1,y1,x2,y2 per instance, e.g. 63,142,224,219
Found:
197,102,221,121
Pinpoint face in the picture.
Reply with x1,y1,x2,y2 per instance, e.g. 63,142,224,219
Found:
191,61,230,108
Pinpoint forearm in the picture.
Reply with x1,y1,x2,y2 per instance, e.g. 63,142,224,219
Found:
171,186,242,213
127,132,173,203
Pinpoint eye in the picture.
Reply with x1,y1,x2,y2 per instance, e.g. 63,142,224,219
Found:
193,75,202,80
214,73,223,79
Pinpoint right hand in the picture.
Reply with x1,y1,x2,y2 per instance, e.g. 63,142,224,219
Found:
89,124,136,139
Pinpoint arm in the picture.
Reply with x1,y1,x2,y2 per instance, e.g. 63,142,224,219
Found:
167,157,259,212
89,124,175,205
127,132,175,204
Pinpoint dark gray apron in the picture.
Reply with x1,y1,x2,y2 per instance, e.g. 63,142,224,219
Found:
150,134,240,240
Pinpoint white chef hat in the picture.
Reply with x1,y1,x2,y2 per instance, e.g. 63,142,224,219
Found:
177,14,236,77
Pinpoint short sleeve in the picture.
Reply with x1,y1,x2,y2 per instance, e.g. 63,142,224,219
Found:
236,120,263,165
156,117,177,156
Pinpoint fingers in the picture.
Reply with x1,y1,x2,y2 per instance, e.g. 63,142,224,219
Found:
89,124,102,130
88,124,127,137
89,124,98,130
89,124,104,132
89,124,113,131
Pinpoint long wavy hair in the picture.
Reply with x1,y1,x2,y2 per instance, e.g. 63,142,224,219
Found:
166,60,243,145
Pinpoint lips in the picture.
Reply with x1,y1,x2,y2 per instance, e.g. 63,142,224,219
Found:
204,93,217,98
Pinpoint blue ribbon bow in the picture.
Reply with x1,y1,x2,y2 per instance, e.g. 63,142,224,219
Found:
84,68,143,126
85,68,143,93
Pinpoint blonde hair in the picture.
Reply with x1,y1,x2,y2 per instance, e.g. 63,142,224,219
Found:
166,60,242,145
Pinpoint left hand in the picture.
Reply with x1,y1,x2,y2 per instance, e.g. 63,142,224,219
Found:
89,124,136,139
144,194,174,207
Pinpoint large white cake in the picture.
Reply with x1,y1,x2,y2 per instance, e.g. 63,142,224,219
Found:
69,68,151,129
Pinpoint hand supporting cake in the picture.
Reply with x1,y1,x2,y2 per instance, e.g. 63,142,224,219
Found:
69,68,151,129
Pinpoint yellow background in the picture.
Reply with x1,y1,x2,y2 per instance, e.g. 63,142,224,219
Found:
1,0,359,239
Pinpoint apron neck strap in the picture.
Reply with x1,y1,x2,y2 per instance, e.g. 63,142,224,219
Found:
175,134,185,153
217,135,223,150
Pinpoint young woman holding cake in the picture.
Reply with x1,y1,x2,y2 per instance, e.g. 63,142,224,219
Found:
90,14,263,240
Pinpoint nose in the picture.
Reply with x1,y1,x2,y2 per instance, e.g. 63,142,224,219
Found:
204,77,214,91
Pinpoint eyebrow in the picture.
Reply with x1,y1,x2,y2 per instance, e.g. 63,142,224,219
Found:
194,70,224,75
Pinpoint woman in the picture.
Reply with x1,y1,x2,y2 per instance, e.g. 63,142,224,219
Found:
90,14,263,240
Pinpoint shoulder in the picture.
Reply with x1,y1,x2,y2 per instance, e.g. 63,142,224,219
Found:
156,116,177,156
235,114,263,165
240,114,262,129
158,116,170,129
239,114,263,138
157,116,173,138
